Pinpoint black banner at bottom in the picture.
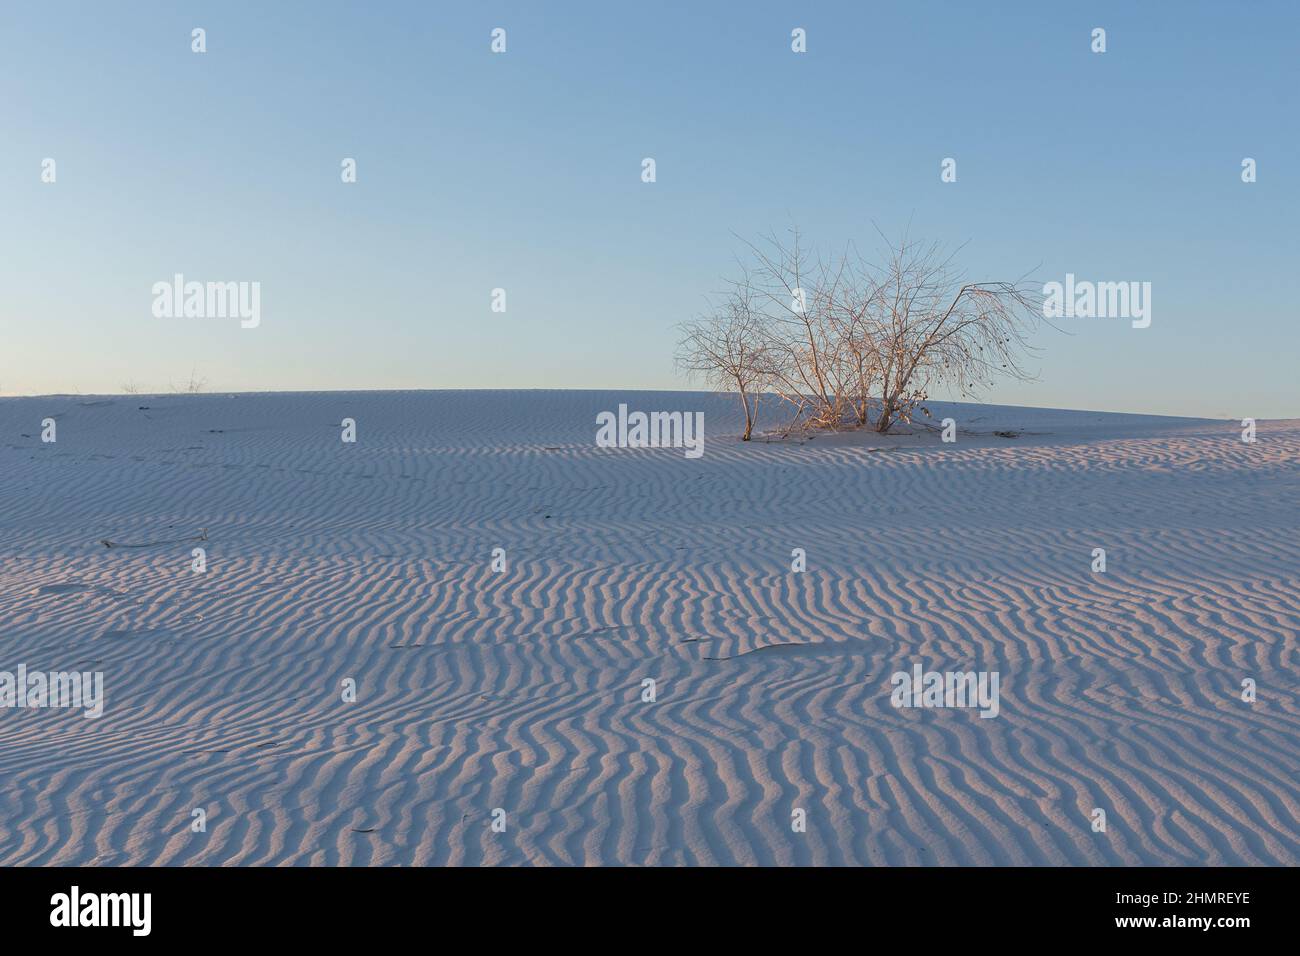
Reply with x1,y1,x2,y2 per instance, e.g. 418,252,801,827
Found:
0,865,1281,944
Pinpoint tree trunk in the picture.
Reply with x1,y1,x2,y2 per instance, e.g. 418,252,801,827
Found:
875,396,896,433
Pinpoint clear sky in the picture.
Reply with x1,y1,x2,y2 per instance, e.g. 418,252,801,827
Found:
3,1,1296,417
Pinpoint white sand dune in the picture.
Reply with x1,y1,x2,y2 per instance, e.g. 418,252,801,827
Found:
0,390,1296,865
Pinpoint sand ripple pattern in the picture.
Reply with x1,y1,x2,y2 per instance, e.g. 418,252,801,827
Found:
0,391,1296,865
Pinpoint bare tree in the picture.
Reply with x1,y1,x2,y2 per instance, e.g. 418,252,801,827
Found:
170,367,208,394
676,289,767,441
867,234,1041,432
822,251,883,426
678,228,1042,439
733,229,853,430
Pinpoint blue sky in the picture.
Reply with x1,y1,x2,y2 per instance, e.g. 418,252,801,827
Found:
2,0,1296,417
